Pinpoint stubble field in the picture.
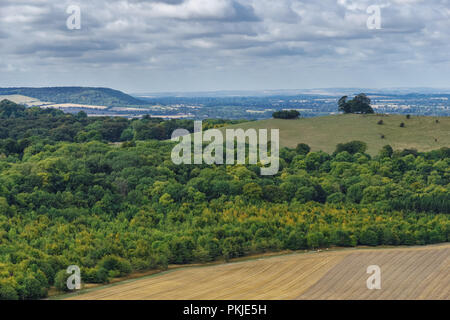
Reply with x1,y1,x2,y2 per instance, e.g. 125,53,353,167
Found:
65,243,449,300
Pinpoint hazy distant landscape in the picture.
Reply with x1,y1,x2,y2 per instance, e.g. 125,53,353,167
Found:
1,87,449,120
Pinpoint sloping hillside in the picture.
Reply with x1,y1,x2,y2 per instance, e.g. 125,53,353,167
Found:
220,114,449,155
0,87,145,107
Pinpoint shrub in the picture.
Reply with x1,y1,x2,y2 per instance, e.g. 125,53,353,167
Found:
272,110,300,119
334,141,367,155
331,230,357,247
285,231,307,250
359,229,379,246
18,276,47,299
379,145,393,158
95,268,110,283
306,232,325,249
400,148,418,157
54,270,71,292
377,120,383,125
295,143,311,155
0,282,19,300
97,255,132,277
400,122,405,127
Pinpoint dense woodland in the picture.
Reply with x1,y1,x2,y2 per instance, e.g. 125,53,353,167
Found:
0,100,448,299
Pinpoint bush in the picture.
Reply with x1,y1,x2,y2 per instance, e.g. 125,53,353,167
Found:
82,267,111,284
377,120,383,125
295,143,311,155
334,141,367,155
97,255,132,277
272,110,300,119
285,231,306,250
359,229,379,246
18,276,47,299
379,145,393,158
54,270,70,292
0,282,19,300
331,230,357,247
95,268,110,283
400,148,418,157
400,122,405,127
306,232,325,249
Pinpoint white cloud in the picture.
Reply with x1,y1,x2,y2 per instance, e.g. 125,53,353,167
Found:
0,0,449,91
149,0,233,19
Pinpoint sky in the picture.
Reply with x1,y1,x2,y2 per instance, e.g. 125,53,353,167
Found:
1,0,450,93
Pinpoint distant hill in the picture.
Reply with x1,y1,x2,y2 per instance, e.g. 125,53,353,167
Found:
0,87,145,107
220,114,449,155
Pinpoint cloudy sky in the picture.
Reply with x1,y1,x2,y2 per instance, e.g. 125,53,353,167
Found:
1,0,450,93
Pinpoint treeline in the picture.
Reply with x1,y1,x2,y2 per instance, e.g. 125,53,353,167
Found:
0,100,244,155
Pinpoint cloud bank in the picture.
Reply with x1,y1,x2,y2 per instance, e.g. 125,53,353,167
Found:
1,0,449,92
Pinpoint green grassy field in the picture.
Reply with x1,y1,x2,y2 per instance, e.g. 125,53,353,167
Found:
220,114,449,155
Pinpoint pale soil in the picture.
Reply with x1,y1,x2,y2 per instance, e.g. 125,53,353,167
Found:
65,244,449,300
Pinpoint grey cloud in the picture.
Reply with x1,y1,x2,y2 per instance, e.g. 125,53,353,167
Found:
0,0,449,91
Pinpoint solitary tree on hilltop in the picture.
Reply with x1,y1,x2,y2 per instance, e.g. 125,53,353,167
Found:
338,93,374,114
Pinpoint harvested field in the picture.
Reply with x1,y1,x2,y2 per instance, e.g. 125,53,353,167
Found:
298,245,449,300
66,244,449,300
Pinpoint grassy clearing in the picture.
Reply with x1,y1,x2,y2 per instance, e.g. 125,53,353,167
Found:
219,114,449,155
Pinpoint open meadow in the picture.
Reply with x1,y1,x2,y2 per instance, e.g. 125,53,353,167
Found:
220,114,450,155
